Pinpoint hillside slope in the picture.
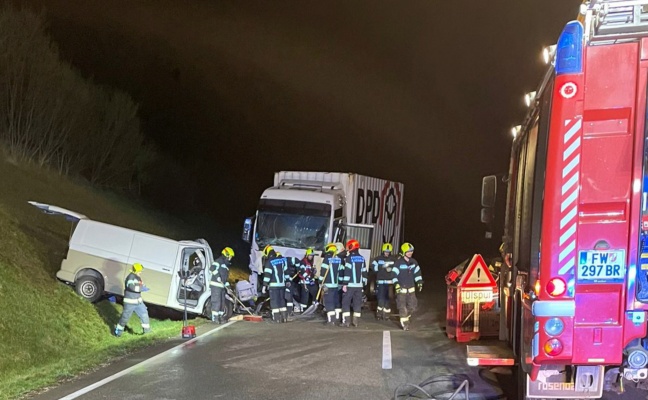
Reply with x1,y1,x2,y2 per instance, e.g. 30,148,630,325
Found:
0,157,235,399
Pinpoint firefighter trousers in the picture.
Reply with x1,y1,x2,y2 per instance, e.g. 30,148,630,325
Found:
323,287,341,312
118,301,150,331
211,286,226,318
396,292,417,319
376,284,391,313
342,287,363,315
269,287,286,320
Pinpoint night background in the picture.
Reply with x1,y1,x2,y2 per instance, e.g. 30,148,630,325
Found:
8,0,582,267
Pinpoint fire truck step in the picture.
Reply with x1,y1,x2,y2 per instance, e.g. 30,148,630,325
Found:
466,344,515,367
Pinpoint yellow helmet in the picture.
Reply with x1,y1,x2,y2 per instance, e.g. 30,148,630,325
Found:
325,243,337,254
132,263,144,273
381,243,393,253
400,242,414,255
305,248,315,257
222,247,235,259
263,245,274,257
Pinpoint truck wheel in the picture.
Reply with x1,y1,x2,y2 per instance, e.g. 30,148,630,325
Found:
75,276,103,303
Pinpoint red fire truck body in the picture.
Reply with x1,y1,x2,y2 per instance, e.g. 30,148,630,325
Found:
476,1,648,398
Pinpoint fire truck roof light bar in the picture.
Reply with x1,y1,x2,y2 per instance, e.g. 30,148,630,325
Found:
532,300,576,317
556,21,584,75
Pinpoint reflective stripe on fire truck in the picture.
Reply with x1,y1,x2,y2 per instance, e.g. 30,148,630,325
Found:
531,300,575,317
557,118,583,276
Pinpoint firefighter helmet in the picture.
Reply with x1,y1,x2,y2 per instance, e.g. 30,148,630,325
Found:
305,247,315,257
132,263,144,273
222,247,235,259
325,243,338,255
381,243,393,253
263,245,274,257
346,239,360,252
400,242,415,255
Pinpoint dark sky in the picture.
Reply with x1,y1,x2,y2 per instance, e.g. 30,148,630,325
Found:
14,0,581,264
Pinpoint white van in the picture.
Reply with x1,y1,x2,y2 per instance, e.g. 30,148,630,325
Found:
29,201,229,318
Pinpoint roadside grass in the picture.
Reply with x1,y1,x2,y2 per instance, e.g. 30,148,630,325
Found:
0,157,241,399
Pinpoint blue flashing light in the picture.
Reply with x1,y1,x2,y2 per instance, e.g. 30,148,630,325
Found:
555,21,584,75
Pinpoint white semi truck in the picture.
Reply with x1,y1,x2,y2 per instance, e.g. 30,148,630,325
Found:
242,171,405,294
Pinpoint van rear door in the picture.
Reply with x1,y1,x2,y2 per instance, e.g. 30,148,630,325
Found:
28,201,88,220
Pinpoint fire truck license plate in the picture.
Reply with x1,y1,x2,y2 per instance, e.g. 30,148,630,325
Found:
577,250,625,282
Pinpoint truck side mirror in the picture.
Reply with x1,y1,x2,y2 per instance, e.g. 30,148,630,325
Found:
481,175,497,208
242,217,254,243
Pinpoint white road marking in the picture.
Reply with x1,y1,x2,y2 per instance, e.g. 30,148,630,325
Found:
382,331,392,369
59,321,236,400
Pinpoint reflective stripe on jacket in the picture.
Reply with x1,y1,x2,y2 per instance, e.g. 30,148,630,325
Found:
340,250,367,288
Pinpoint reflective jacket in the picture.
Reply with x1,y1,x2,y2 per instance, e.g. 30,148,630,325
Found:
210,255,231,288
392,256,423,291
320,252,343,288
372,254,396,284
340,250,367,288
124,272,144,304
299,257,317,286
263,254,288,288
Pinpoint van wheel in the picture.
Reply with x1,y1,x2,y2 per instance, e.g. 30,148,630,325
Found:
224,300,234,320
75,276,103,303
203,298,212,318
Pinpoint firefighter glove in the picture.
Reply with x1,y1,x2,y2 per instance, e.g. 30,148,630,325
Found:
262,286,267,295
141,285,150,292
417,282,423,292
394,283,401,293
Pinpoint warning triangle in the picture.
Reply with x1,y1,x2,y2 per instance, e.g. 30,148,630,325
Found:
459,254,497,288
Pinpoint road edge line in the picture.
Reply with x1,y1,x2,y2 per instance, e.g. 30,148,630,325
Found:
59,321,236,399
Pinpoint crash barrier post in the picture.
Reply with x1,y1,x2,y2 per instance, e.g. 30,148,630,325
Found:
445,254,499,343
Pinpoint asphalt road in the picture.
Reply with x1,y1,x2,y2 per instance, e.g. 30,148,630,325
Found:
26,279,648,400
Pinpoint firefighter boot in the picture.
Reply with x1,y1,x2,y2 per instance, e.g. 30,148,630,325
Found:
352,317,360,328
272,311,281,323
376,310,382,320
281,311,289,323
340,314,350,328
114,327,123,337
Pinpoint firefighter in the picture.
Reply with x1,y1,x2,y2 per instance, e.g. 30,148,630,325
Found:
209,247,234,324
283,253,301,314
392,243,423,331
340,239,367,327
261,245,289,323
114,263,150,337
298,248,319,310
320,242,343,325
372,243,396,321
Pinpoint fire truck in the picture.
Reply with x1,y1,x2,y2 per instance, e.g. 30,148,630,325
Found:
471,1,648,398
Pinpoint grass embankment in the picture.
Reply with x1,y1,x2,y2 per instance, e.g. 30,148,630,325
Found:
0,157,244,399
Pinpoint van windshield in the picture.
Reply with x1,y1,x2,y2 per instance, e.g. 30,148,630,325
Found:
255,199,331,250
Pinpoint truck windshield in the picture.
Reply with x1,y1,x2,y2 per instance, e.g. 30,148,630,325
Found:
256,199,331,250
